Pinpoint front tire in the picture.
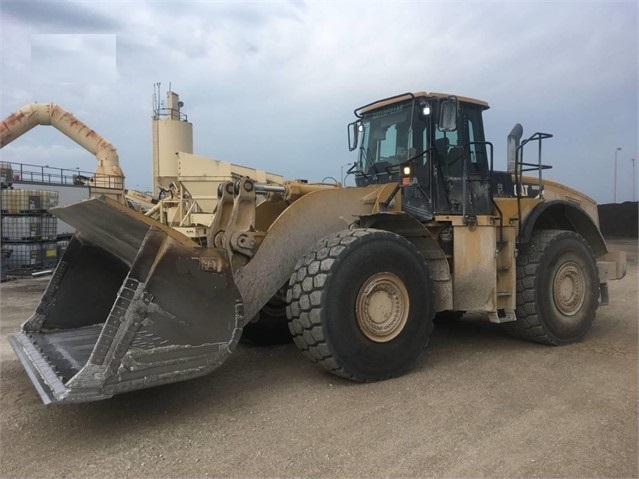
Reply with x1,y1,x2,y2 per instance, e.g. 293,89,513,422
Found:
286,229,435,381
507,230,599,345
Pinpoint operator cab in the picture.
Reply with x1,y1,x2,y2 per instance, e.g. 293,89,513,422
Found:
348,92,507,221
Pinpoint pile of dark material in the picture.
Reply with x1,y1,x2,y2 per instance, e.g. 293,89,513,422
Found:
597,202,638,237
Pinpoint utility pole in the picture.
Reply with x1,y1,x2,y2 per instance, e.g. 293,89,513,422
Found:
632,158,636,202
614,147,622,203
341,163,351,185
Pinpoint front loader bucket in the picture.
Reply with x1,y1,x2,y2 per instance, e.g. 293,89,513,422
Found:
8,197,244,404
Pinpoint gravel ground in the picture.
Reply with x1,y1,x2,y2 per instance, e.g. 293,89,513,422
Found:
0,238,636,479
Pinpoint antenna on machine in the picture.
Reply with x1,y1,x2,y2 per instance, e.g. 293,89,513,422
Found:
152,82,158,117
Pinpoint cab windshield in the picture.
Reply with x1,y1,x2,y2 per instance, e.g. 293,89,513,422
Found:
357,100,426,175
355,98,489,181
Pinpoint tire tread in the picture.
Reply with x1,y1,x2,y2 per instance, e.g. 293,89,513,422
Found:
506,229,598,345
286,229,434,381
286,230,358,379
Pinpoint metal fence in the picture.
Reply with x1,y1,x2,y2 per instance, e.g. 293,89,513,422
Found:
2,161,122,189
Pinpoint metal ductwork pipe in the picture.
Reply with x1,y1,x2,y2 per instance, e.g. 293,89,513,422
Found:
0,103,125,191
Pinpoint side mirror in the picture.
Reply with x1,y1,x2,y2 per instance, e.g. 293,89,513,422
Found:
438,98,457,132
348,121,362,151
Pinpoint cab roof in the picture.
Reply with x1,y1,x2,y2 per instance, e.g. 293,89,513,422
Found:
358,92,490,116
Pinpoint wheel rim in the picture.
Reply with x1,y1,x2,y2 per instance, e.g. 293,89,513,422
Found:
355,272,409,342
552,261,586,316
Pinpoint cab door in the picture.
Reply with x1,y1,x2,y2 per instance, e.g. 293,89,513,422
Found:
436,103,493,218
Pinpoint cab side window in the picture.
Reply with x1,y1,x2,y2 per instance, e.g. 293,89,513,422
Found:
465,107,489,173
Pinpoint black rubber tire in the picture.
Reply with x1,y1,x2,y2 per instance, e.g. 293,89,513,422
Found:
240,293,292,346
433,310,465,323
506,230,599,345
286,228,435,381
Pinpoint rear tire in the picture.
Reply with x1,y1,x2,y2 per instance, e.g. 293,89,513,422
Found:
241,292,292,346
506,230,599,345
286,229,435,381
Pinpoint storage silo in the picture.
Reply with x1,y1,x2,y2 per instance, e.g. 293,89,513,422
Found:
152,88,193,197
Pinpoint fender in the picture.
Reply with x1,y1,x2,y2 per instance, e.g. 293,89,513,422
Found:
519,200,607,257
358,212,453,312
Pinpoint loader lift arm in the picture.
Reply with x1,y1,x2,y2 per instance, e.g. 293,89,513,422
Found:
7,178,403,403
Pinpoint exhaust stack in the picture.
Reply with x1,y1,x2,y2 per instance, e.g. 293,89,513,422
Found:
507,123,523,174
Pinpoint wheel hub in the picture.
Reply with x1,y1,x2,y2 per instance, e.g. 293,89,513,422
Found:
355,272,409,342
552,261,585,316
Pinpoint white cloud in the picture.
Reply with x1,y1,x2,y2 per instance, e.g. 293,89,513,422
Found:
31,33,118,84
1,1,637,203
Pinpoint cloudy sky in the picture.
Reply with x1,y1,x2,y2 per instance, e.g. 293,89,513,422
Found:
1,1,637,203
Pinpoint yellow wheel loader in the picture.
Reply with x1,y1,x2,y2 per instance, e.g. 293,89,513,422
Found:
9,92,626,403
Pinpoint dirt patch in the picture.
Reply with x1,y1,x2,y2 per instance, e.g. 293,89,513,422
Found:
0,240,636,478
